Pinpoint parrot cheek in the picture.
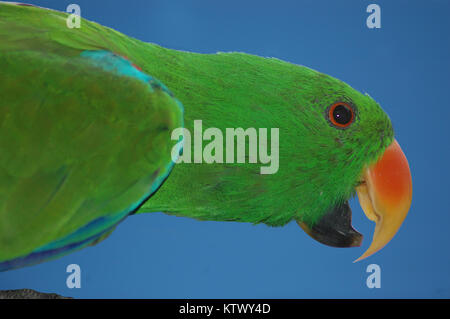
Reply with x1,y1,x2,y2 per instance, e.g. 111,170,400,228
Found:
354,139,413,262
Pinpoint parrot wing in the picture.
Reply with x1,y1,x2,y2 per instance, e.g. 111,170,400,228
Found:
0,3,183,270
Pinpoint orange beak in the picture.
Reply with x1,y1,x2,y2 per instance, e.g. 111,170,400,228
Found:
355,139,412,262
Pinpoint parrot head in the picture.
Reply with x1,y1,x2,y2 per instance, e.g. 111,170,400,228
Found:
138,54,413,262
284,69,413,261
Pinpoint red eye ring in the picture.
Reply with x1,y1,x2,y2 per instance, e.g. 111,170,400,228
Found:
328,102,355,128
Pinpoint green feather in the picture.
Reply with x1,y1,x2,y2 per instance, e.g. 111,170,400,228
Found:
0,4,183,265
0,3,393,268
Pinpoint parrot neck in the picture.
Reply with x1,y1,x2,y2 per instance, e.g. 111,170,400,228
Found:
132,44,344,226
131,46,301,225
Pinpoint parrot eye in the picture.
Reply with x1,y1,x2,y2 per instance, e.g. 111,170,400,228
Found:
328,102,354,128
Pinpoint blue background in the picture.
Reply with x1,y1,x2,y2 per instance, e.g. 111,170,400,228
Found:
0,0,449,298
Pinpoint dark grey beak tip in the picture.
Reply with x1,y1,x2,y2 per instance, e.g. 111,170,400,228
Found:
298,201,363,248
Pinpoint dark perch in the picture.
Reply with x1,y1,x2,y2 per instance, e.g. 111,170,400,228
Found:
0,289,72,299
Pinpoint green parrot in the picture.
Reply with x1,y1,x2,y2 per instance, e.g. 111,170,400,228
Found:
0,2,412,271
